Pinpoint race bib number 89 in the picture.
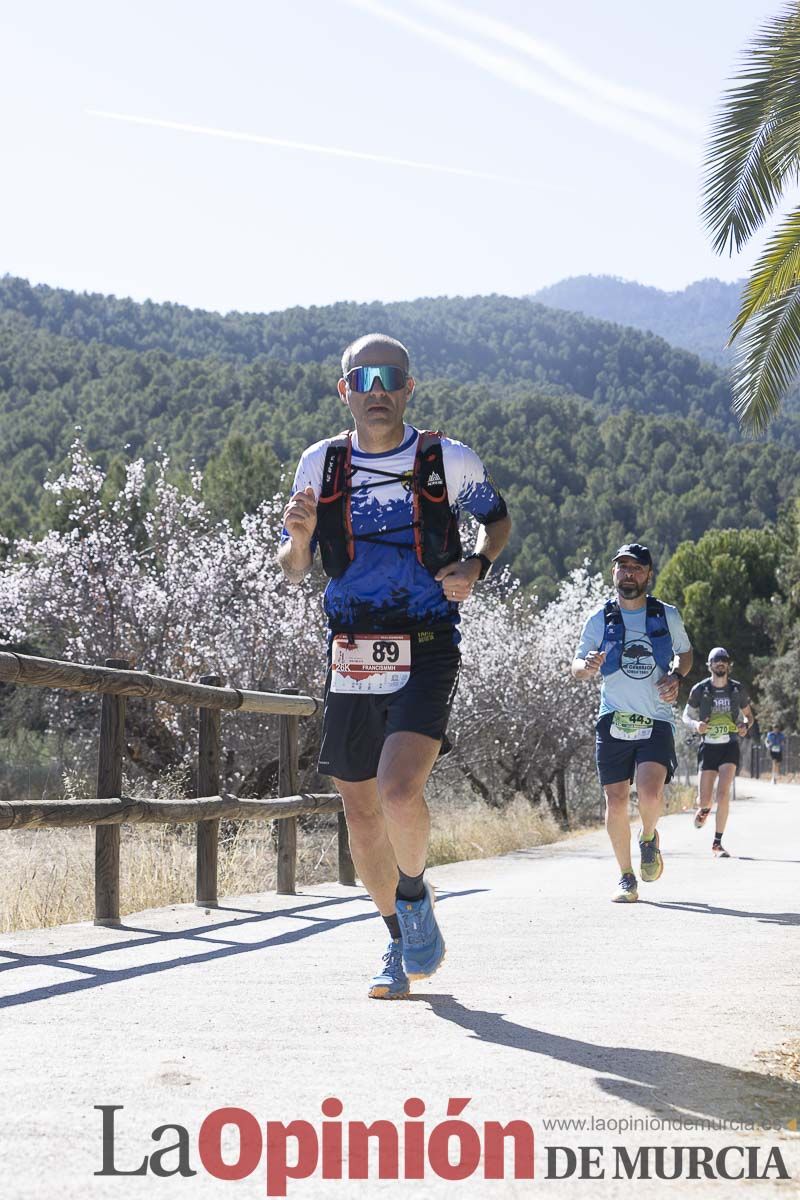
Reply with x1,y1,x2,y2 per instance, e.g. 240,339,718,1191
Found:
610,712,654,741
331,634,411,694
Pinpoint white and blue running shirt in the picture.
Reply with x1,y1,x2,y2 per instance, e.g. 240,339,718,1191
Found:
576,600,691,725
282,424,507,636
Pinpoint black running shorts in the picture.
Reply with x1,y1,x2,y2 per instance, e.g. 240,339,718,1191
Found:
769,748,783,763
318,631,460,782
697,740,740,772
595,712,677,786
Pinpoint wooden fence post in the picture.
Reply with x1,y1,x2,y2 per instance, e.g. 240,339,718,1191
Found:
94,657,128,926
277,688,299,895
555,768,569,829
196,674,221,907
337,811,356,886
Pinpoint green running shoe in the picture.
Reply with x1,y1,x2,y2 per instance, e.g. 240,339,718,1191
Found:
639,829,664,882
612,872,639,903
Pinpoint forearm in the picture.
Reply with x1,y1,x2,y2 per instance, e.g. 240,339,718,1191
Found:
277,538,313,584
682,704,701,731
674,649,693,677
473,514,512,564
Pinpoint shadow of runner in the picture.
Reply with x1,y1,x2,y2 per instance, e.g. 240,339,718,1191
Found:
0,888,485,1009
640,901,800,927
417,995,800,1127
735,857,800,864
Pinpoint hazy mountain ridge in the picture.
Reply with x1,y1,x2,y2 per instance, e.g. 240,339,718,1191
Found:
532,275,743,366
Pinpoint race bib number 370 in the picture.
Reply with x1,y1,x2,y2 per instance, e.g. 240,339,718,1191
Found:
331,635,411,694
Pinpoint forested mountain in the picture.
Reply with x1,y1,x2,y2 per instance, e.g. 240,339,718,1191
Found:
1,275,798,599
532,276,742,366
0,275,732,424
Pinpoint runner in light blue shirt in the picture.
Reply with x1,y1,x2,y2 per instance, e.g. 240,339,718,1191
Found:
572,543,693,903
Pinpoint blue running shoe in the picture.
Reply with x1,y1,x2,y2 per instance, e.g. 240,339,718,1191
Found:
396,880,446,980
368,939,409,1000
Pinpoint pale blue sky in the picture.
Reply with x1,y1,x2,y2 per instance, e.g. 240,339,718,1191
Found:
0,0,781,313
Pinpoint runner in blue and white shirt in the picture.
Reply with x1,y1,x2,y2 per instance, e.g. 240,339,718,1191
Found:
278,333,511,999
285,425,505,638
572,543,693,903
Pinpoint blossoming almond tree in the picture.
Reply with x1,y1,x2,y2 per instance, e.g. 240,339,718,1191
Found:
447,567,607,823
0,441,607,811
0,439,325,787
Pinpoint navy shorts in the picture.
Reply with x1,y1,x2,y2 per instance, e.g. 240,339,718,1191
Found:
769,748,783,763
698,741,740,772
318,631,460,782
596,713,677,786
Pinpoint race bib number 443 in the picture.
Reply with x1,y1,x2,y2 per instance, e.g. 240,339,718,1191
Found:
610,712,654,741
331,635,411,694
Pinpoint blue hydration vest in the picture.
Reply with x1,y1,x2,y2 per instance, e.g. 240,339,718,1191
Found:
600,597,674,676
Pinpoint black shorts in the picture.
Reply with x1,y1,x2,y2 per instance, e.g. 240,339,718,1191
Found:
698,741,740,772
318,631,460,782
595,713,677,786
769,748,783,763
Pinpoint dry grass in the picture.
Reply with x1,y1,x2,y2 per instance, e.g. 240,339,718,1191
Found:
754,1040,800,1086
0,821,337,934
663,782,696,816
0,795,570,933
0,777,701,934
0,773,702,935
428,797,564,864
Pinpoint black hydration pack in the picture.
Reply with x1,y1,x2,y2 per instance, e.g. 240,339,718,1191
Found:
315,430,462,579
697,678,745,723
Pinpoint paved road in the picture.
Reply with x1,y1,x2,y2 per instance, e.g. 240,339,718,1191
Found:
1,779,799,1198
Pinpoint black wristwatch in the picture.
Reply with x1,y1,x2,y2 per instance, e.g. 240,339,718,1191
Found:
465,553,492,581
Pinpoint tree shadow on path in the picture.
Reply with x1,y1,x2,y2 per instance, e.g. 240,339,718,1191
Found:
417,995,800,1129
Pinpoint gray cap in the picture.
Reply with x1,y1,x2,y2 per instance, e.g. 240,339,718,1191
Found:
708,646,731,661
341,333,409,375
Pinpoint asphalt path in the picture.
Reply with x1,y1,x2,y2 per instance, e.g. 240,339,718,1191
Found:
1,778,798,1198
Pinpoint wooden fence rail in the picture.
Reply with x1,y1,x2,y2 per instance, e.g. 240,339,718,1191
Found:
0,651,317,715
0,651,356,924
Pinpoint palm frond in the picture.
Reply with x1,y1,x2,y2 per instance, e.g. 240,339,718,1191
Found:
731,284,800,434
703,3,800,255
730,204,800,340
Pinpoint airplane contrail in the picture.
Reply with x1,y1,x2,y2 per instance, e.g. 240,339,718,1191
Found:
85,109,548,187
344,0,698,165
411,0,703,136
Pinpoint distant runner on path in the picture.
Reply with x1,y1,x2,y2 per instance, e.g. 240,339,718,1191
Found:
682,647,753,858
278,333,511,998
571,544,693,903
765,726,786,784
